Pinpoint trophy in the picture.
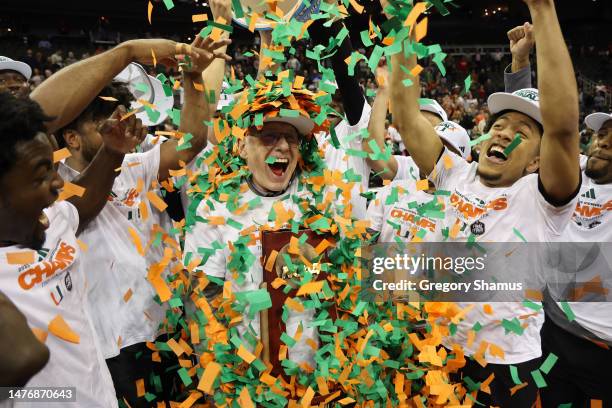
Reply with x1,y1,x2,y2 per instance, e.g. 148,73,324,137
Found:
232,0,322,31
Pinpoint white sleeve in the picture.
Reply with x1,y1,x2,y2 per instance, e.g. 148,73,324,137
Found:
393,155,418,181
123,144,161,190
183,205,227,278
57,201,80,234
366,187,387,233
427,147,469,191
530,175,580,237
579,154,588,171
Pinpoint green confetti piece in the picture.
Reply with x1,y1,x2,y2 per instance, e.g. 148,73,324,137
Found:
226,218,243,230
504,134,522,156
530,369,547,388
231,0,244,18
513,227,528,243
463,376,481,392
279,109,300,118
265,156,277,164
280,332,296,347
509,365,522,385
402,78,414,87
177,367,192,386
360,30,373,47
539,353,558,375
560,301,575,321
345,148,368,159
464,74,472,93
501,318,524,335
310,217,331,231
207,20,234,33
469,132,491,147
144,392,157,402
162,0,174,10
143,106,160,124
135,83,150,93
428,0,450,16
522,300,542,311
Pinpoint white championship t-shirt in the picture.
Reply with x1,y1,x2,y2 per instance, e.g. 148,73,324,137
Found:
318,101,372,219
0,202,117,407
58,146,167,359
554,173,612,342
367,179,446,243
394,155,419,182
430,148,578,364
183,178,321,365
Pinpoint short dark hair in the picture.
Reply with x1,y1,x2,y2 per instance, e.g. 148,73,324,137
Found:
0,91,54,174
485,109,544,137
57,81,134,148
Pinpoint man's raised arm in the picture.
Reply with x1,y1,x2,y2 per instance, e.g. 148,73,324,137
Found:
31,39,194,134
390,47,442,175
528,0,580,203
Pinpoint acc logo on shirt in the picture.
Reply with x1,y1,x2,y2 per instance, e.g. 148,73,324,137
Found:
390,208,437,233
572,197,612,230
18,242,76,290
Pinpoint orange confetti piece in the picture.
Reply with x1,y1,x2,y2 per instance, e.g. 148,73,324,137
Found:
120,110,137,121
348,0,364,13
248,12,259,32
301,386,315,407
443,154,454,169
139,201,149,221
128,227,145,256
53,148,71,163
415,179,429,191
410,64,424,77
285,297,305,313
151,49,157,67
192,14,208,23
146,191,168,212
6,251,35,265
237,345,256,364
149,277,172,303
404,1,427,29
48,314,80,344
147,1,153,24
197,361,221,394
207,216,225,225
238,387,255,408
30,327,48,343
264,250,278,272
136,378,145,397
296,281,324,296
167,338,185,357
483,304,493,315
123,288,133,303
58,182,86,201
415,17,429,42
314,239,333,255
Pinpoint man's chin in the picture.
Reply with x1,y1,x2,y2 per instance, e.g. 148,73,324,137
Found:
476,164,503,184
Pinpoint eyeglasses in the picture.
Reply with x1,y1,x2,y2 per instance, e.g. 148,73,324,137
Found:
253,132,301,147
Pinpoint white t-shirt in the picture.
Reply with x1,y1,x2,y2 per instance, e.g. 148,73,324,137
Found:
0,202,117,407
367,179,445,243
183,179,321,365
430,148,578,364
317,101,372,219
394,155,419,182
58,146,167,358
555,173,612,342
387,126,406,152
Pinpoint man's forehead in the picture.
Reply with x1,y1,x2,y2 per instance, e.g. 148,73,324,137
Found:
0,70,27,82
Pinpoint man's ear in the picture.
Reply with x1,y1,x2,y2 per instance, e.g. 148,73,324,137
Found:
238,137,248,160
61,128,81,150
525,155,540,174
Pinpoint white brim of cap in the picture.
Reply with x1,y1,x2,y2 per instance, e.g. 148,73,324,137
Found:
264,115,315,136
134,76,173,126
0,60,32,80
488,92,542,124
585,112,612,132
420,103,448,122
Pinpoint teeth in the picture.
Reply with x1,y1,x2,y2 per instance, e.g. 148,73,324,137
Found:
39,213,49,229
490,146,505,154
272,157,289,163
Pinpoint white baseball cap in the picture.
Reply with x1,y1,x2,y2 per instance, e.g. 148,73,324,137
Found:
216,81,235,111
263,115,315,137
487,88,542,125
435,120,471,160
114,63,174,126
419,99,448,122
585,112,612,132
0,56,32,80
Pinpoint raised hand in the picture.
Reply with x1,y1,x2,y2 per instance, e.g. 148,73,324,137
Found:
181,36,232,74
98,106,147,154
508,22,535,64
123,39,196,67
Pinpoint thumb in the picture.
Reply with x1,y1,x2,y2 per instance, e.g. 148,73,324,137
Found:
524,22,535,41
